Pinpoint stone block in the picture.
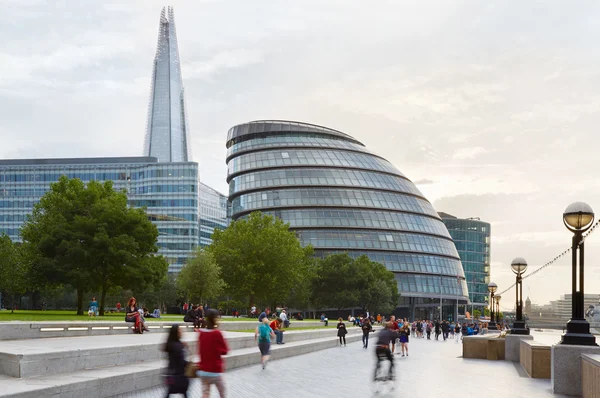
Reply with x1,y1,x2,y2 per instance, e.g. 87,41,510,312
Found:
462,335,505,360
520,339,550,379
552,343,600,396
505,334,533,362
582,354,600,398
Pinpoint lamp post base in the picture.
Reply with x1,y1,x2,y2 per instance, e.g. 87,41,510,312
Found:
511,320,530,335
561,319,597,346
488,321,497,330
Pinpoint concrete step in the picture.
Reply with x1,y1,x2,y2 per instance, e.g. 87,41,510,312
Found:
0,320,324,340
0,332,367,398
0,327,359,378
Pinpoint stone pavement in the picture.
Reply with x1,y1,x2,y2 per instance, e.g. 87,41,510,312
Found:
117,330,568,398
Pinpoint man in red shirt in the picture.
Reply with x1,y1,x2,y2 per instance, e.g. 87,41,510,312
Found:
270,318,284,344
389,315,400,354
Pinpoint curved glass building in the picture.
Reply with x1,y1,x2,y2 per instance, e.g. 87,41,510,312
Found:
226,120,468,319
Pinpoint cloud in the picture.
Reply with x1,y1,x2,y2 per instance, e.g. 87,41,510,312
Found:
452,147,489,160
414,178,434,185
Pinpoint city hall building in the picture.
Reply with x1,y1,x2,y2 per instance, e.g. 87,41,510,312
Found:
226,120,469,320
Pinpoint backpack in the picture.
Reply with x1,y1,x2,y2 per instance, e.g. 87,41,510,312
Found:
258,324,271,342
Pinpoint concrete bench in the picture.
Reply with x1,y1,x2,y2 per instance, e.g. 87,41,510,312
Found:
0,321,324,340
520,339,550,379
462,335,505,360
582,354,600,398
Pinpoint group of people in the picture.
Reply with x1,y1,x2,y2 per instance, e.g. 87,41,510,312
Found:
184,304,207,329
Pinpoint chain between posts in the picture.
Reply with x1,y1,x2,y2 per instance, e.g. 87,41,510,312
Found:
496,218,600,296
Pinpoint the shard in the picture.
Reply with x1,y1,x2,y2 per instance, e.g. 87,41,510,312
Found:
143,6,192,162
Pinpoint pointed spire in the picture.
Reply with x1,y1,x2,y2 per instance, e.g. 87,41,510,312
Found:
143,6,192,163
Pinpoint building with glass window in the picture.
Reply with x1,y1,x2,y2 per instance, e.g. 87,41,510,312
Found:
0,157,198,273
226,120,469,319
143,6,192,163
199,183,229,247
439,213,491,316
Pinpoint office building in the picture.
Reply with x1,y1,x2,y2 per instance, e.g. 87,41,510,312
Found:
549,294,600,319
143,6,192,163
226,120,469,319
199,183,229,247
0,157,198,273
439,213,491,316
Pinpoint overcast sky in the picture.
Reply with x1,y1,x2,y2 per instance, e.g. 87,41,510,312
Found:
3,0,600,306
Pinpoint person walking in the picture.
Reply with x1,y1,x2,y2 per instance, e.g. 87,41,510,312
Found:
399,321,410,356
434,320,441,341
426,321,432,340
337,318,348,346
163,324,189,397
255,317,275,369
197,309,228,397
389,316,399,353
361,318,373,348
454,322,461,342
441,320,449,341
270,318,285,344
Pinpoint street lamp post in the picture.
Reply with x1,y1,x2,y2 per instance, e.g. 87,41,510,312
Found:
495,294,502,330
511,257,529,335
488,282,498,330
561,202,597,346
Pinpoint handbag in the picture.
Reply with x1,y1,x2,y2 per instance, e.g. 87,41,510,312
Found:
185,362,198,378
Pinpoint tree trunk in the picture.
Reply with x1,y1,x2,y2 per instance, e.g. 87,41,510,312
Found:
100,282,108,317
76,288,84,315
10,293,15,314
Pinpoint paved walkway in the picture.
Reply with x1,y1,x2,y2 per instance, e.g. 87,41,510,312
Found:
117,330,568,398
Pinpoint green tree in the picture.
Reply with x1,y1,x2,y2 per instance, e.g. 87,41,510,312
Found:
312,254,398,315
21,176,167,315
473,309,482,318
0,235,28,313
311,253,360,311
209,212,313,309
177,249,226,303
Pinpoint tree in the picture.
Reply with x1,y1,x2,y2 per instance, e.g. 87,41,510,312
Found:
311,253,360,311
311,254,399,315
209,212,313,309
0,235,28,312
473,309,482,319
177,249,226,303
21,176,167,315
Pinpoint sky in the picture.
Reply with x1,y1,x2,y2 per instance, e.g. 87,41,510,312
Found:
2,0,600,306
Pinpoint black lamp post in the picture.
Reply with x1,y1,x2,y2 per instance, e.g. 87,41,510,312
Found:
511,257,530,335
495,295,502,329
488,282,497,330
561,202,597,346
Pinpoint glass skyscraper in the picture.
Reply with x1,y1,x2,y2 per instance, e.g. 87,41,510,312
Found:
199,183,229,247
0,157,198,273
143,6,192,163
439,213,491,315
226,120,469,319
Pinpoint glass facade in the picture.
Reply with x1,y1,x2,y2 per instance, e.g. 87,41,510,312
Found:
226,120,469,317
440,213,491,314
143,6,192,163
0,157,198,273
199,183,229,247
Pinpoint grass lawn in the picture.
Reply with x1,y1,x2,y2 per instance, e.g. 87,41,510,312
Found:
0,310,333,323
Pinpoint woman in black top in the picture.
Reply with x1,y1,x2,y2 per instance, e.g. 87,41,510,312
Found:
337,318,348,346
361,318,373,349
163,324,189,397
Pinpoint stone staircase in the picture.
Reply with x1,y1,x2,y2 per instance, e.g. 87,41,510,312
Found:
0,325,367,397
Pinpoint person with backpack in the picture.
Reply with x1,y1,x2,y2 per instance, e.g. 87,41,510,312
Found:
255,317,275,369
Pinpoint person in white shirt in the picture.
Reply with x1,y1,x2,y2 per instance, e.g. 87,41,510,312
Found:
280,310,289,327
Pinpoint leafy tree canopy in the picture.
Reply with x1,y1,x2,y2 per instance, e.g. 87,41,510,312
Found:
177,249,226,304
208,211,313,308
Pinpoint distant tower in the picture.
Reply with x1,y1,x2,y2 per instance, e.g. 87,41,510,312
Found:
525,296,532,316
143,6,192,162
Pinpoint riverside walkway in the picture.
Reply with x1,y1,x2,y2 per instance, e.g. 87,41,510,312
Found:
121,329,569,398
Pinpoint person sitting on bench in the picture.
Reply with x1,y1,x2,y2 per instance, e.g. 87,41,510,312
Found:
184,305,200,328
